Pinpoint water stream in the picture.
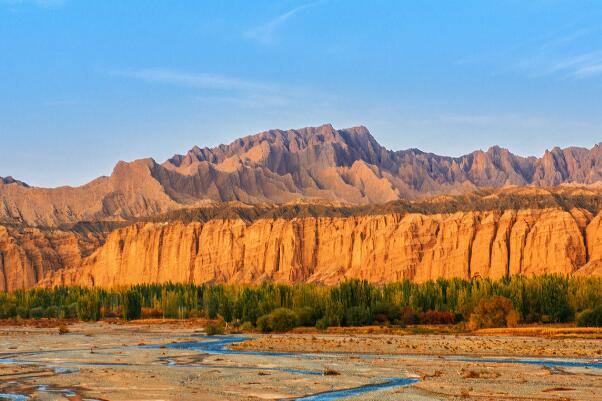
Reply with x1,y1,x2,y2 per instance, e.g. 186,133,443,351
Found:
1,334,601,400
144,336,421,399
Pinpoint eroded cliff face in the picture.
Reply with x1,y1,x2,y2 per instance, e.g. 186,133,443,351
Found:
41,207,601,289
0,226,104,291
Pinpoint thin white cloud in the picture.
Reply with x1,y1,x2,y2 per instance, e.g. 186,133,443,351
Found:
111,68,275,93
515,22,602,80
547,51,602,79
574,63,602,78
193,93,291,109
459,20,602,81
243,1,322,45
109,67,337,110
539,27,600,51
516,50,602,80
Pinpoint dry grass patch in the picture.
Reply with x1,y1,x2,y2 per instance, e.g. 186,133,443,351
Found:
323,368,340,376
475,326,602,339
461,369,500,380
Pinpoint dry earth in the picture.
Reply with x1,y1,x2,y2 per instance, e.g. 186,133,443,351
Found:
232,331,602,358
0,322,600,400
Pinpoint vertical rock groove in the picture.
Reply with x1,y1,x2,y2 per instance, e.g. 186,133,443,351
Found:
35,207,597,289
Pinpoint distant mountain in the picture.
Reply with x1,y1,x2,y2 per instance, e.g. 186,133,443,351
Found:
2,123,602,227
0,176,28,187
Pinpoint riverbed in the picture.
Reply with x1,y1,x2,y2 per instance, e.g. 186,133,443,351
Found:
0,322,600,400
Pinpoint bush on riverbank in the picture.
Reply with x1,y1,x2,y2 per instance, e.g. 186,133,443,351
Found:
240,321,255,331
257,308,299,333
576,306,602,327
205,322,225,336
468,296,520,330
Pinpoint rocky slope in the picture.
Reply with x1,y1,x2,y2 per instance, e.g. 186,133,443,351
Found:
1,188,601,290
44,207,600,289
2,124,602,227
0,224,106,291
0,159,179,227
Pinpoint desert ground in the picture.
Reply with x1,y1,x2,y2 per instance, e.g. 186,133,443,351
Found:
1,322,601,401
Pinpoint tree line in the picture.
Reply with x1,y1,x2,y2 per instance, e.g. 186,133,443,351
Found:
0,275,600,328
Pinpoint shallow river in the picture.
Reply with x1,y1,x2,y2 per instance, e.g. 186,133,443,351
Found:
1,334,601,400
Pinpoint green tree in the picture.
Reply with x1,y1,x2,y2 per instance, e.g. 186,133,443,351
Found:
76,292,101,321
122,290,142,321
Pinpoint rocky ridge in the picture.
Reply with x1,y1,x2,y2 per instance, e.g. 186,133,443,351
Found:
2,124,602,227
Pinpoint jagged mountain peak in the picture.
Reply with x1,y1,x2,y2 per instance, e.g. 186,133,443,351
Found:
2,124,602,227
164,124,375,168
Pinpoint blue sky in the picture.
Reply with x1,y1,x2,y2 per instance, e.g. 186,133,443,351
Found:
1,0,601,187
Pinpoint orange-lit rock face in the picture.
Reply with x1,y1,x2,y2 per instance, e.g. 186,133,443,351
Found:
0,226,103,291
39,207,599,290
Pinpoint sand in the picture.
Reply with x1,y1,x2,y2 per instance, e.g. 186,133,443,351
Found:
0,322,600,400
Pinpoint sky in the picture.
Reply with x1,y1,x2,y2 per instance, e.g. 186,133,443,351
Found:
1,0,601,187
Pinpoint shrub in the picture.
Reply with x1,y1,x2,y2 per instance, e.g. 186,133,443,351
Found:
506,310,520,327
256,308,299,333
61,303,78,319
469,296,520,330
16,306,29,319
345,306,371,326
399,307,419,325
100,306,122,319
205,323,225,336
240,321,255,332
46,306,60,318
0,302,16,319
576,306,602,327
372,302,401,323
419,310,456,325
294,307,317,327
315,317,329,330
29,307,46,319
268,308,299,332
256,315,271,333
323,368,340,376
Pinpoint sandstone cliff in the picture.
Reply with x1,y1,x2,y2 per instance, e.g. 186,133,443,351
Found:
0,225,104,291
2,187,602,290
40,206,601,289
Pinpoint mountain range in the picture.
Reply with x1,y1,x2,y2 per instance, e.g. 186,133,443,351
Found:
2,124,602,227
2,124,602,290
